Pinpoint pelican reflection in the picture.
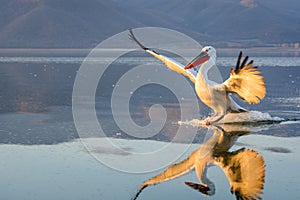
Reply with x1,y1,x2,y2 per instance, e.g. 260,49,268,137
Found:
132,125,265,200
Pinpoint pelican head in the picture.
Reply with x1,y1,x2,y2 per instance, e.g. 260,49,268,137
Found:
185,46,216,69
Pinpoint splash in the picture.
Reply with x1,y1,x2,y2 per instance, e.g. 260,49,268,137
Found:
179,111,284,126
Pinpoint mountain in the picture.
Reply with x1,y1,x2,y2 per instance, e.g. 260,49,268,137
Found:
0,0,299,48
115,0,300,45
0,0,177,47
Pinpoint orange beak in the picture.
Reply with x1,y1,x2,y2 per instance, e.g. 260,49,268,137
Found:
184,51,210,69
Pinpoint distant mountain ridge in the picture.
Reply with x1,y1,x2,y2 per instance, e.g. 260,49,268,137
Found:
117,0,300,45
0,0,143,47
0,0,299,48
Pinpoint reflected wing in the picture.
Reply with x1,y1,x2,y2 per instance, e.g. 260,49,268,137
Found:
129,29,197,84
223,52,266,104
131,153,196,200
141,153,196,188
218,149,265,200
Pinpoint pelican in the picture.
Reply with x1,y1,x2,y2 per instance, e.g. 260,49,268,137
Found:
131,125,265,200
129,29,266,124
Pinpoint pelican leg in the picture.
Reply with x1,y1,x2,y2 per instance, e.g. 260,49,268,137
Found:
205,114,225,125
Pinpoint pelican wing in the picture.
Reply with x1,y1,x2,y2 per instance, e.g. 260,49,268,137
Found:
141,153,196,188
223,52,266,104
129,29,197,84
131,153,196,200
217,149,265,200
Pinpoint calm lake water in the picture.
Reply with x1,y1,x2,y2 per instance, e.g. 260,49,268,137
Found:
0,55,299,200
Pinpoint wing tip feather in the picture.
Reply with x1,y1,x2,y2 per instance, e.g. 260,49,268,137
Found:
128,28,148,51
227,51,266,104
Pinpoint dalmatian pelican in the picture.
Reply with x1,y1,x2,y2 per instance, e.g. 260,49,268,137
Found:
129,29,266,124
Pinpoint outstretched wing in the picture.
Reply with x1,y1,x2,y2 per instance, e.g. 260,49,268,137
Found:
218,149,265,200
223,52,266,104
129,29,197,84
131,154,195,200
143,155,195,187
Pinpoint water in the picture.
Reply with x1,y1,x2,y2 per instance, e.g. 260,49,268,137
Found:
1,55,300,66
0,55,299,199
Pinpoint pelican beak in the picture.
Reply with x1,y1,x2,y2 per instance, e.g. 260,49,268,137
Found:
184,51,209,69
184,182,210,195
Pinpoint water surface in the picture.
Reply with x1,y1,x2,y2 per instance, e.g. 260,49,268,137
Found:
0,55,299,199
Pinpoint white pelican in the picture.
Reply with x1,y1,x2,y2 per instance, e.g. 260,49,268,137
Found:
129,29,266,124
131,125,265,200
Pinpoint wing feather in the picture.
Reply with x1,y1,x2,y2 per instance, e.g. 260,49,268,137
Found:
141,152,196,189
129,29,196,84
218,149,265,200
224,52,266,104
131,153,196,200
